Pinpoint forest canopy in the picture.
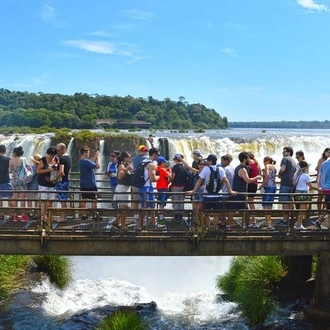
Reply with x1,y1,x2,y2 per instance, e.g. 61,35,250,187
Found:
0,89,228,130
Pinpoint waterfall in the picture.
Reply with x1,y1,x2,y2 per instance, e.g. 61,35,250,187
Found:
0,133,53,161
67,137,74,157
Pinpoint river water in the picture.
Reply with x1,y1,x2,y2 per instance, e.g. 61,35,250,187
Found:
1,128,330,329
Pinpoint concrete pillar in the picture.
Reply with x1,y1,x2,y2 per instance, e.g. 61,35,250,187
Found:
314,251,330,310
286,256,312,281
307,251,330,321
277,255,314,301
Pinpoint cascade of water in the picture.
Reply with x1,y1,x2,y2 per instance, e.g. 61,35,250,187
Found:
0,134,53,161
97,139,105,172
66,137,74,156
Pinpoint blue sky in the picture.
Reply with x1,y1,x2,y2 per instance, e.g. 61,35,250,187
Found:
1,0,330,122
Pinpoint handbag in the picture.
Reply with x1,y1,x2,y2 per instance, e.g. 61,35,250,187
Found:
18,159,34,185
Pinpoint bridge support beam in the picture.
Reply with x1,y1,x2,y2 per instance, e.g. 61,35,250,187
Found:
277,256,314,301
307,251,330,321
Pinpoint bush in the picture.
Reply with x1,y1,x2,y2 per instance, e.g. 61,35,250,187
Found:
95,310,149,330
0,255,30,299
32,255,72,289
216,256,286,326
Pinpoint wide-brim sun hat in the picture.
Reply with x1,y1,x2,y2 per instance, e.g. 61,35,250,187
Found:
31,153,42,164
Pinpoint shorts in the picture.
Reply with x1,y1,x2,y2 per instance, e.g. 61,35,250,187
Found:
157,188,168,207
38,185,56,200
55,181,70,200
114,184,130,207
247,184,258,194
279,185,294,202
294,190,311,202
193,188,204,202
202,196,223,210
229,194,247,211
321,190,330,210
81,186,98,200
0,183,13,198
262,186,276,208
139,186,155,208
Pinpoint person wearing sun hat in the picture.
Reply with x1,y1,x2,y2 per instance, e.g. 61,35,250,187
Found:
192,149,203,170
26,153,42,219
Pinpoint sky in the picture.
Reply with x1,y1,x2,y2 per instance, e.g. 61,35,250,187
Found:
1,0,330,122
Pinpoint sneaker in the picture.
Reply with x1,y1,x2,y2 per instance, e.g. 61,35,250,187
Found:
225,225,231,230
152,222,158,229
268,226,276,231
313,221,322,229
294,225,306,230
81,215,88,221
20,214,30,222
12,214,19,222
248,223,257,229
276,220,288,226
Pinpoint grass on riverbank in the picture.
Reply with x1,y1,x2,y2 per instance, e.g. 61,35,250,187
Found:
0,255,30,300
33,255,72,290
96,310,149,330
216,256,286,326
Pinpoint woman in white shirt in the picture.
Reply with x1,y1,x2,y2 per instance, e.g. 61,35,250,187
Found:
293,160,318,230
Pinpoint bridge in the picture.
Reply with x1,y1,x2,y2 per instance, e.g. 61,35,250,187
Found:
0,189,329,257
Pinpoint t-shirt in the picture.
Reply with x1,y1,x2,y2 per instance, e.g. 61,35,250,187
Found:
79,158,97,189
171,164,187,187
156,166,169,190
320,160,330,190
132,154,147,169
280,157,297,187
59,154,71,182
199,165,226,197
0,155,10,184
293,172,311,191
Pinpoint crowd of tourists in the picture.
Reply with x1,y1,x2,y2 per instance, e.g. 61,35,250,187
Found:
1,142,330,231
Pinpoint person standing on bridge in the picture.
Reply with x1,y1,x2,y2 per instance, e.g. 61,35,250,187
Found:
0,144,13,220
55,143,72,222
131,145,148,222
79,146,100,221
316,149,330,229
277,147,297,227
230,152,262,229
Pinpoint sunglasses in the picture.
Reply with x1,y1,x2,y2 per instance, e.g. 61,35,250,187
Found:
110,154,116,157
199,163,206,166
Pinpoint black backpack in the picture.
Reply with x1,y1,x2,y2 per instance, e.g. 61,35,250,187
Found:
205,166,221,193
184,170,195,191
129,160,152,187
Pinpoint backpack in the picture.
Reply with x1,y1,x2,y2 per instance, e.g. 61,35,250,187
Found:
184,170,195,191
18,159,35,185
205,166,221,193
129,160,152,187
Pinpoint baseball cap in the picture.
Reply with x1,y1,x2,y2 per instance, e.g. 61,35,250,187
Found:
157,156,167,164
173,153,183,160
138,145,148,152
206,154,217,162
193,149,202,156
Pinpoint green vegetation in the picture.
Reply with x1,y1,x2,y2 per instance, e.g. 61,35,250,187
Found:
0,89,228,130
0,255,30,299
217,256,286,326
229,121,330,129
96,310,149,330
0,255,72,301
33,255,72,290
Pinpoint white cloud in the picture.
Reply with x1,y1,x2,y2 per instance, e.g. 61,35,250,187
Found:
296,0,329,12
39,4,66,27
220,47,238,57
63,40,132,56
123,9,154,21
89,31,113,38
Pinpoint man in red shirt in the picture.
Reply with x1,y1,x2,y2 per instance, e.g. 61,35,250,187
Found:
156,156,171,221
